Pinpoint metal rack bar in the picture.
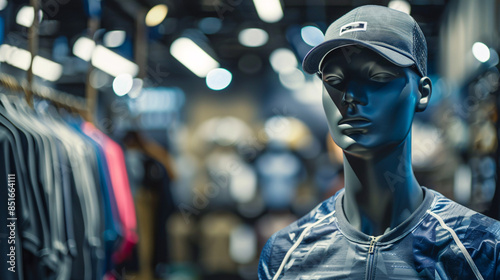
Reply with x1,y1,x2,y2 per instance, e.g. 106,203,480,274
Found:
0,73,87,114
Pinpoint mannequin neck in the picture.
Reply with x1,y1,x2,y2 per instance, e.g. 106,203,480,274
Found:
342,134,423,236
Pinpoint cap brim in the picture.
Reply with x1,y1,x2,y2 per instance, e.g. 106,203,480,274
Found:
302,38,415,74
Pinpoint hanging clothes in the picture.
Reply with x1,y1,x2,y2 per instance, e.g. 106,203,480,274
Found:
0,94,138,280
80,122,138,264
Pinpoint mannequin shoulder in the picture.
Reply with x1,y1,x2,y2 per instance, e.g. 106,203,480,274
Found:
258,194,339,272
421,189,500,277
427,189,500,240
270,193,338,244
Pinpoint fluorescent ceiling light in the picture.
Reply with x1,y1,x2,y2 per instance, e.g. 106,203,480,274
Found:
0,0,8,11
113,74,134,96
238,28,269,47
170,37,219,78
301,26,324,47
16,6,42,28
0,44,62,81
32,56,63,81
9,47,31,70
0,44,14,62
252,0,283,23
91,45,139,77
73,38,138,77
472,42,490,63
103,30,126,48
73,37,96,61
206,68,232,90
145,4,168,27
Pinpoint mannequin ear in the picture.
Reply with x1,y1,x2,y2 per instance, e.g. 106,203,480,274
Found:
417,76,432,112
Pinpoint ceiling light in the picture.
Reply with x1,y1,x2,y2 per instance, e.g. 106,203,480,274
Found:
170,37,219,78
301,26,324,47
472,42,490,63
113,74,134,96
9,47,31,70
0,44,14,62
73,37,96,61
206,68,232,90
91,45,139,77
145,4,168,27
0,0,8,11
238,28,268,47
32,56,63,81
103,30,126,48
16,6,42,28
253,0,283,23
269,48,297,73
388,0,411,14
0,44,62,81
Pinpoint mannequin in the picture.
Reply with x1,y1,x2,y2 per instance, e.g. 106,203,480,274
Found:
259,5,500,280
321,46,430,236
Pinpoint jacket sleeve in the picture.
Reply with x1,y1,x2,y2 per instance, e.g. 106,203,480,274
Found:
258,233,277,280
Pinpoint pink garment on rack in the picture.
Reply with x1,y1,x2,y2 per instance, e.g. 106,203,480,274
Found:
104,273,116,280
81,122,138,263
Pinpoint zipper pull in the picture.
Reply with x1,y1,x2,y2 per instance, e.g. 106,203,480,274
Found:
368,236,380,254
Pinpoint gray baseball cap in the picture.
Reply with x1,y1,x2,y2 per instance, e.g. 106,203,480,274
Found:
302,5,427,77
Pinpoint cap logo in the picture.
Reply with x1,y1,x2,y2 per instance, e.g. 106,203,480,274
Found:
339,21,367,36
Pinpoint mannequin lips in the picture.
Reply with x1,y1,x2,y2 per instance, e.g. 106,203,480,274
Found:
338,117,371,125
338,117,371,135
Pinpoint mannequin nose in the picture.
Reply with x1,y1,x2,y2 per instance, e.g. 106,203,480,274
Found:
342,91,355,105
341,81,366,106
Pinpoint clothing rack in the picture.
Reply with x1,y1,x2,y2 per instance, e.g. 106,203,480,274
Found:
0,72,88,117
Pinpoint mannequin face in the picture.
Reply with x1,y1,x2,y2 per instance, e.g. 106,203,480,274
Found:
321,46,423,155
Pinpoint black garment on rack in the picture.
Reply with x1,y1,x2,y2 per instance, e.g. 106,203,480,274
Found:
1,97,60,279
0,126,24,280
0,104,50,279
0,95,107,280
0,114,39,254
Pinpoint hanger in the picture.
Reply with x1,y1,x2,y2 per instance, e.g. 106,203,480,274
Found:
0,73,89,120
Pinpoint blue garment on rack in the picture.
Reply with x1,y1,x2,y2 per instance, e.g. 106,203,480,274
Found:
68,118,123,277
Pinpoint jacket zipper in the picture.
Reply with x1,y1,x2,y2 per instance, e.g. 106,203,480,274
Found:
366,236,380,280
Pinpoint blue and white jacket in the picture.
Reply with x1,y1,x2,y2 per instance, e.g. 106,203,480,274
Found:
259,187,500,279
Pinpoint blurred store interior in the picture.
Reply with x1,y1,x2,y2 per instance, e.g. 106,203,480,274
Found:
0,0,499,279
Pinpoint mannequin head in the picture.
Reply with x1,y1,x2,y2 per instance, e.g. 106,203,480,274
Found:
320,45,432,156
301,5,432,157
300,5,431,235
